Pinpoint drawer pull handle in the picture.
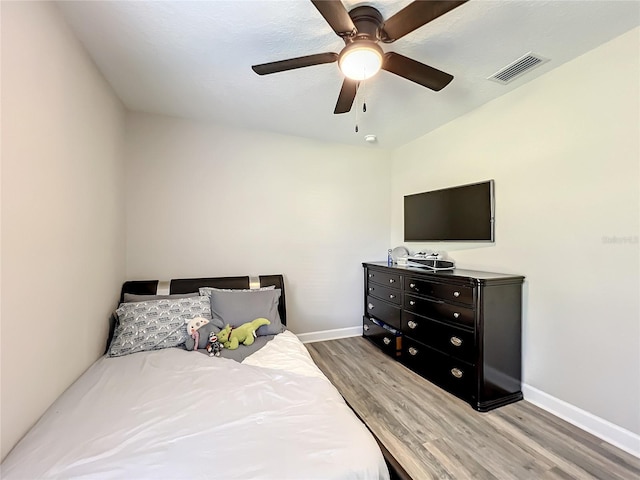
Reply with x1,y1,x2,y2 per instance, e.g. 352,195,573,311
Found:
453,312,460,319
409,283,416,288
368,287,374,292
389,294,395,299
368,303,374,310
383,337,391,345
407,320,417,329
389,278,395,284
453,291,460,297
409,300,416,306
363,324,370,331
368,273,373,278
408,347,418,356
450,336,462,347
451,368,463,379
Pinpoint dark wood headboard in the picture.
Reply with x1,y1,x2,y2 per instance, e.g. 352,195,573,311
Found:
119,274,286,325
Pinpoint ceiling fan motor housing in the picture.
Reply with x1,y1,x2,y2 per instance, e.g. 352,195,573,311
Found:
347,6,383,42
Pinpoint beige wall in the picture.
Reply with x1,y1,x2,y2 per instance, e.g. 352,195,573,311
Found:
390,28,640,436
1,2,126,459
125,113,391,335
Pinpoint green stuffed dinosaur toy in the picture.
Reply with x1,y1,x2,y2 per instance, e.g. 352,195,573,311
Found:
217,318,271,350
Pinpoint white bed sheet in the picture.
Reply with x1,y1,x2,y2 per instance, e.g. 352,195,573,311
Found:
1,331,389,480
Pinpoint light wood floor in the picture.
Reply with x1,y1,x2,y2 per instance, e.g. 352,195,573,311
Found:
306,336,640,480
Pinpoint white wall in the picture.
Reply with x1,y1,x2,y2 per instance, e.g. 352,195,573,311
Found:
390,28,640,438
125,113,390,335
0,2,126,460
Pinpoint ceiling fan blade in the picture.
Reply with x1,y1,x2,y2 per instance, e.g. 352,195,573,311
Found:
252,52,338,75
334,78,359,114
381,0,468,42
311,0,356,38
382,52,453,91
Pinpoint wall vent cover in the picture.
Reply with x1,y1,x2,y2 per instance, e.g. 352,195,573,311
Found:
488,52,549,84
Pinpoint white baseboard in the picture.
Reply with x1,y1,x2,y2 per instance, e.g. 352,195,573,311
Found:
297,326,362,344
523,384,640,458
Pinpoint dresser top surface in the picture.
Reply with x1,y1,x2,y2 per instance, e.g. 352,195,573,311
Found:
364,261,524,282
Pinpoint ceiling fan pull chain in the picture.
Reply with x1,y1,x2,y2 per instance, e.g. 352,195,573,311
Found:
355,87,360,133
362,80,367,113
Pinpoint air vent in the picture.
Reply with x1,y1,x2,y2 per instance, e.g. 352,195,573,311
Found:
488,52,549,84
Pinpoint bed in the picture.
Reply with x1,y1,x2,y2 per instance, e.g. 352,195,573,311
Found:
1,275,389,479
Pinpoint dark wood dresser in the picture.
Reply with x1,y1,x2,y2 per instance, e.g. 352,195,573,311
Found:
363,261,524,411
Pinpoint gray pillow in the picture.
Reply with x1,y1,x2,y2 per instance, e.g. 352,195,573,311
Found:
123,292,199,303
208,288,284,336
198,286,275,296
109,296,212,357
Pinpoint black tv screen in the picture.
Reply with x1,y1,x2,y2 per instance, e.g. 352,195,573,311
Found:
404,180,495,242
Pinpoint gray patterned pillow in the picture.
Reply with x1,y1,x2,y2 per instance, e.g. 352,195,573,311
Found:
123,292,199,303
109,296,212,357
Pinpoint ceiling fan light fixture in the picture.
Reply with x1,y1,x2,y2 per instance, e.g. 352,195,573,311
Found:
338,41,383,81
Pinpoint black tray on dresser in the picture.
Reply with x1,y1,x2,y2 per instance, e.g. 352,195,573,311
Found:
363,261,525,412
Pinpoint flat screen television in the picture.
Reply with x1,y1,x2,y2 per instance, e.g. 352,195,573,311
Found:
404,180,495,242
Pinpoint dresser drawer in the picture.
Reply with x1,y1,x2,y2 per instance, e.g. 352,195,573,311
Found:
402,312,475,364
405,277,474,306
402,337,474,401
366,295,401,330
367,269,401,289
366,283,401,305
363,317,401,358
405,294,475,328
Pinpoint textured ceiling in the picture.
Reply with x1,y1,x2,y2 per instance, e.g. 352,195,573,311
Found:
57,1,640,148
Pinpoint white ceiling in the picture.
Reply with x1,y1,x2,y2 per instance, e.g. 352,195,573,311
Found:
57,0,639,148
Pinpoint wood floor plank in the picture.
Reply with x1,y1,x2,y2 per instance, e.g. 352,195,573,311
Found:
306,336,640,480
423,437,501,480
540,466,584,480
482,409,601,480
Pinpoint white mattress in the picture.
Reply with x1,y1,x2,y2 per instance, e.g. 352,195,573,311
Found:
1,331,389,480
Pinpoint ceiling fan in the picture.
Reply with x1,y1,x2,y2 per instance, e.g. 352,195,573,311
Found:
252,0,468,114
